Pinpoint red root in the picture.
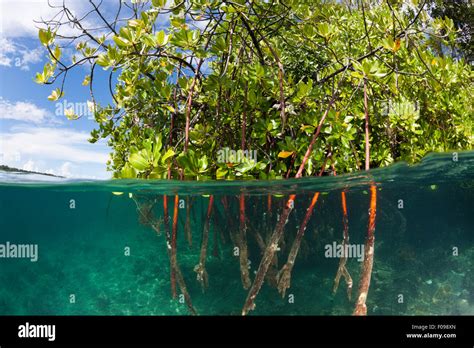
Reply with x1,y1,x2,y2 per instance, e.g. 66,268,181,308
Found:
333,190,353,300
194,195,214,291
353,185,377,315
238,194,252,289
185,196,192,247
135,195,196,314
277,192,320,298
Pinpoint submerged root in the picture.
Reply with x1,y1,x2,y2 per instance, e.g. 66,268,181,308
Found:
333,260,353,301
221,196,240,251
174,262,197,315
238,194,252,290
194,195,214,291
242,194,295,316
193,263,209,291
250,226,279,288
133,196,162,233
185,196,192,247
213,207,227,245
170,195,180,299
277,192,320,298
170,195,196,314
134,194,197,315
353,185,377,316
333,191,353,301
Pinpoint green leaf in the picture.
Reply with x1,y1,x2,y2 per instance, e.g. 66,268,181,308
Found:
34,72,46,84
96,54,109,68
120,164,135,178
161,148,175,163
152,0,166,7
129,153,149,171
47,88,63,101
52,46,61,60
156,30,169,46
113,35,130,48
216,166,228,179
199,155,208,172
39,28,53,46
236,160,255,173
82,75,91,86
64,108,79,120
177,153,193,172
153,134,162,156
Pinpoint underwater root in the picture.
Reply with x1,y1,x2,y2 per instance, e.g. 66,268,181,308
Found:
242,194,296,315
162,194,176,298
277,151,330,297
133,195,162,234
353,185,377,315
238,194,252,290
185,196,192,247
277,192,321,298
333,190,353,301
241,97,337,314
170,195,180,298
213,206,227,246
167,195,197,314
168,195,197,314
194,195,214,291
173,262,198,315
264,195,280,288
249,224,279,288
221,197,238,248
135,194,197,315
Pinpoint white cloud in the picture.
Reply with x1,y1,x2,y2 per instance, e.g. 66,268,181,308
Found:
19,159,100,178
0,125,110,178
0,0,92,38
0,37,43,70
0,125,109,165
0,36,15,66
22,159,38,172
57,161,72,177
0,97,50,123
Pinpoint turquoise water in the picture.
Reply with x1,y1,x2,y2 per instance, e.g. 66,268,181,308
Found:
0,152,473,315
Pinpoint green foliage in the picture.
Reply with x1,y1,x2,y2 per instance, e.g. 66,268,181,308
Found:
37,0,473,180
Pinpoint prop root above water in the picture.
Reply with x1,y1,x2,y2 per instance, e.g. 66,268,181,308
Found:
333,190,353,300
194,195,214,291
242,90,339,315
276,153,329,298
353,185,377,315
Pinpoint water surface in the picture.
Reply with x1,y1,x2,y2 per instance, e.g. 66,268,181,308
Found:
0,152,472,315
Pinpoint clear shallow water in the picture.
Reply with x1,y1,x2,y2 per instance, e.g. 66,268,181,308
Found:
0,151,473,315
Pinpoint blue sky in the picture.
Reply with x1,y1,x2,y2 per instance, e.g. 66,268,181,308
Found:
0,0,208,179
0,0,135,179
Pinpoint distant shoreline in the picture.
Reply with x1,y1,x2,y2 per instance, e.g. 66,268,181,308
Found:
0,165,64,178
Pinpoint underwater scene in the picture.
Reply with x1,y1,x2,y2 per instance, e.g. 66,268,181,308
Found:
0,152,472,316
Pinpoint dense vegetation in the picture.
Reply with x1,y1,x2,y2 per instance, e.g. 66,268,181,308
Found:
36,0,473,180
34,0,473,316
